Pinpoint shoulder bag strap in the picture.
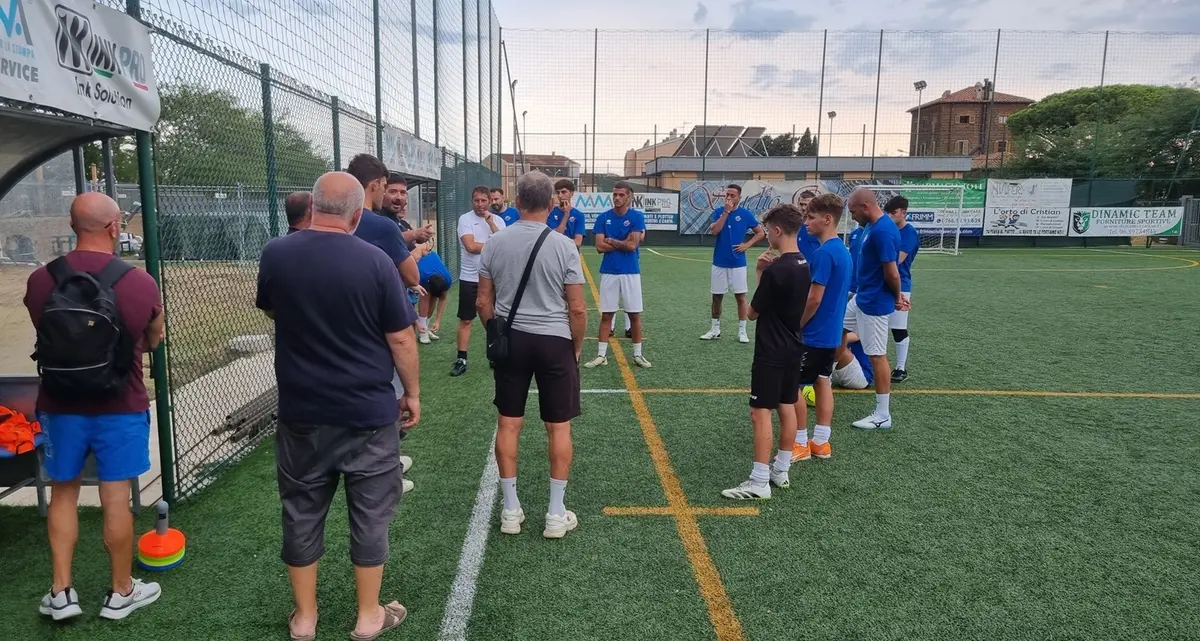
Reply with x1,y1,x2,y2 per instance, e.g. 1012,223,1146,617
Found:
94,257,134,289
504,226,553,330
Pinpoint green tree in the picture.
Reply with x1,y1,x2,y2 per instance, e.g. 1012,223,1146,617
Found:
761,132,796,156
153,85,330,187
82,138,139,183
796,127,819,156
1005,85,1200,193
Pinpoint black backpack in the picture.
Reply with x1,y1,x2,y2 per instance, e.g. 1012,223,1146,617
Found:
33,257,135,401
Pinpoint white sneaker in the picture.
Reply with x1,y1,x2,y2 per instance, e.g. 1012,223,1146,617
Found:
39,587,82,621
543,510,578,539
402,478,414,493
399,455,412,473
428,330,440,341
583,356,608,369
633,354,652,368
769,467,790,488
721,480,771,500
737,332,750,344
852,414,893,430
99,579,160,620
700,329,721,340
500,507,525,535
418,332,431,344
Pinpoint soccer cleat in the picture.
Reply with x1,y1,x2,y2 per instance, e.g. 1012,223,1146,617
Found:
721,480,771,500
399,456,412,473
402,478,414,493
810,440,832,460
700,329,721,340
418,332,431,345
39,587,82,621
770,467,790,488
99,579,161,620
791,443,811,463
852,414,893,430
428,330,440,341
633,354,652,368
583,356,608,369
450,358,468,377
543,511,578,539
624,329,632,339
737,331,750,344
891,368,909,383
499,507,525,535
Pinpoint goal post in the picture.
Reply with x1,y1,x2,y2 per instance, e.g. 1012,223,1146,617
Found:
853,184,967,255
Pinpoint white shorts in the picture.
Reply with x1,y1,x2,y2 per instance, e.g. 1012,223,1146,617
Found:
888,292,911,330
830,357,869,389
599,274,643,314
843,296,889,356
710,266,749,295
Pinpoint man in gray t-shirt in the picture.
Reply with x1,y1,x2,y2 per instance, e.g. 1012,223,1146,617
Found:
477,171,588,540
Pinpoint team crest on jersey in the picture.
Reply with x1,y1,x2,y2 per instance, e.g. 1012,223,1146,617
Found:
735,215,742,221
623,220,631,227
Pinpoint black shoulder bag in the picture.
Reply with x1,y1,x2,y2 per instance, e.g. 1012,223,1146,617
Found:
486,227,553,364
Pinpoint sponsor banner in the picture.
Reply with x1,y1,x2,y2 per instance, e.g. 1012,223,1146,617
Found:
899,178,985,235
0,0,160,131
1068,207,1184,237
573,192,678,231
381,126,441,181
984,178,1072,236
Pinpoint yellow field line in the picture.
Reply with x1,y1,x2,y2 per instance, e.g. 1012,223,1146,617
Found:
580,255,747,641
635,387,1200,400
604,506,761,517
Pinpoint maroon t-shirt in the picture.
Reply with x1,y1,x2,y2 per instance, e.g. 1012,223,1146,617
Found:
24,250,163,414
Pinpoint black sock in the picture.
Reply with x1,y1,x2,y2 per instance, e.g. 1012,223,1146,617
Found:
457,350,468,361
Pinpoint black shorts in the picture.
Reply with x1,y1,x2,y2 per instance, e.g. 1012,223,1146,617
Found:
457,280,479,321
494,329,581,423
749,360,801,409
798,345,838,385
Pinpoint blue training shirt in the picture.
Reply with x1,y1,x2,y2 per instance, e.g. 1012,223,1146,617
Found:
498,206,520,227
897,223,919,293
353,209,412,266
711,207,759,269
548,206,588,240
594,209,645,275
803,237,854,349
847,226,866,294
797,224,822,263
417,251,453,288
855,214,902,316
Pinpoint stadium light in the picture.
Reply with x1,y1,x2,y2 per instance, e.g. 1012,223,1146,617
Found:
914,80,927,156
827,111,836,157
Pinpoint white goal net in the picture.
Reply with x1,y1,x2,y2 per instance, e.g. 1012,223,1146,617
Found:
852,184,967,255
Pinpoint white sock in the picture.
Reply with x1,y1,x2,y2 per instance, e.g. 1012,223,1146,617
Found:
633,343,643,358
896,337,910,370
738,320,747,334
812,424,831,445
750,462,770,485
610,316,617,332
597,342,608,358
418,316,428,331
773,449,791,472
875,393,891,417
711,318,720,332
624,313,632,331
500,477,519,511
548,478,567,517
794,428,808,446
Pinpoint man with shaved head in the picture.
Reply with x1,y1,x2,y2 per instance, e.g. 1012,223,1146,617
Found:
256,171,420,640
843,188,909,430
285,191,312,234
25,192,165,621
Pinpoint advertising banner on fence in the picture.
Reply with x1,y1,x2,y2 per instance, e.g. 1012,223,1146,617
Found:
1068,207,1184,237
901,178,986,234
573,192,679,231
381,126,441,181
984,179,1072,236
0,1,160,131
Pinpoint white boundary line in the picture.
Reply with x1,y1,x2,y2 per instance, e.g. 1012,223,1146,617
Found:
437,430,499,641
531,388,629,394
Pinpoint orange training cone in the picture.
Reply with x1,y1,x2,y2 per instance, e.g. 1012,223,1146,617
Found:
137,501,186,572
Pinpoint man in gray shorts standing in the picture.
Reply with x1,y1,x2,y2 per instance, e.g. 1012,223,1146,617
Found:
477,171,588,539
256,171,421,641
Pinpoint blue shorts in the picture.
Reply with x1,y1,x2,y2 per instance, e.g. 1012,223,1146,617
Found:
38,411,151,483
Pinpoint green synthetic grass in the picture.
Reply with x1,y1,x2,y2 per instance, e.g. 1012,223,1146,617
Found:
1,247,1198,641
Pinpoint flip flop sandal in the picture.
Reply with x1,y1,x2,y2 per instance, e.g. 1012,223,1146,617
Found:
349,602,407,641
288,609,318,641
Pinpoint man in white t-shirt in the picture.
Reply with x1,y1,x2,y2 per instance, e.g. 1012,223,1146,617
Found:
452,185,506,377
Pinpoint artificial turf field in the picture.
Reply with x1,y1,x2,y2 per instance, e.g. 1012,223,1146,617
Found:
2,246,1198,641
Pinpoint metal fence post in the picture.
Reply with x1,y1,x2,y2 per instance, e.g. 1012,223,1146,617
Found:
701,28,709,178
983,29,1001,178
373,0,383,156
1089,30,1110,206
332,96,342,170
591,29,598,186
433,0,441,147
261,63,279,238
72,146,86,195
101,139,117,199
869,30,883,176
462,0,470,158
498,27,503,170
476,0,483,160
815,29,826,173
411,0,421,139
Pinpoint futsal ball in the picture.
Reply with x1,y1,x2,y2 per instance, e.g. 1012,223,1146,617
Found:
802,385,816,407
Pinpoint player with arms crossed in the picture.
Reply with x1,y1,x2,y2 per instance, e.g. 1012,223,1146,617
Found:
547,179,587,249
844,189,909,429
701,184,763,343
453,186,506,376
793,193,853,462
884,196,918,383
721,204,809,500
584,181,651,369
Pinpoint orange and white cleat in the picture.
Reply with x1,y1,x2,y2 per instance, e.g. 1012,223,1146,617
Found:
791,442,811,463
810,440,831,460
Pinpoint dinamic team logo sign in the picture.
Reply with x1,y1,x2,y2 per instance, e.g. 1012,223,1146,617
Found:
1071,210,1091,235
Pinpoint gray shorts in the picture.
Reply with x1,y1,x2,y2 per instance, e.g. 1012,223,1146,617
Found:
275,421,402,567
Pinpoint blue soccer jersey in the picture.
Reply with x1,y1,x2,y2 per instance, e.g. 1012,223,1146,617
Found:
711,207,759,269
855,214,901,316
549,206,587,240
803,238,854,349
897,223,920,293
594,209,646,275
847,226,866,294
